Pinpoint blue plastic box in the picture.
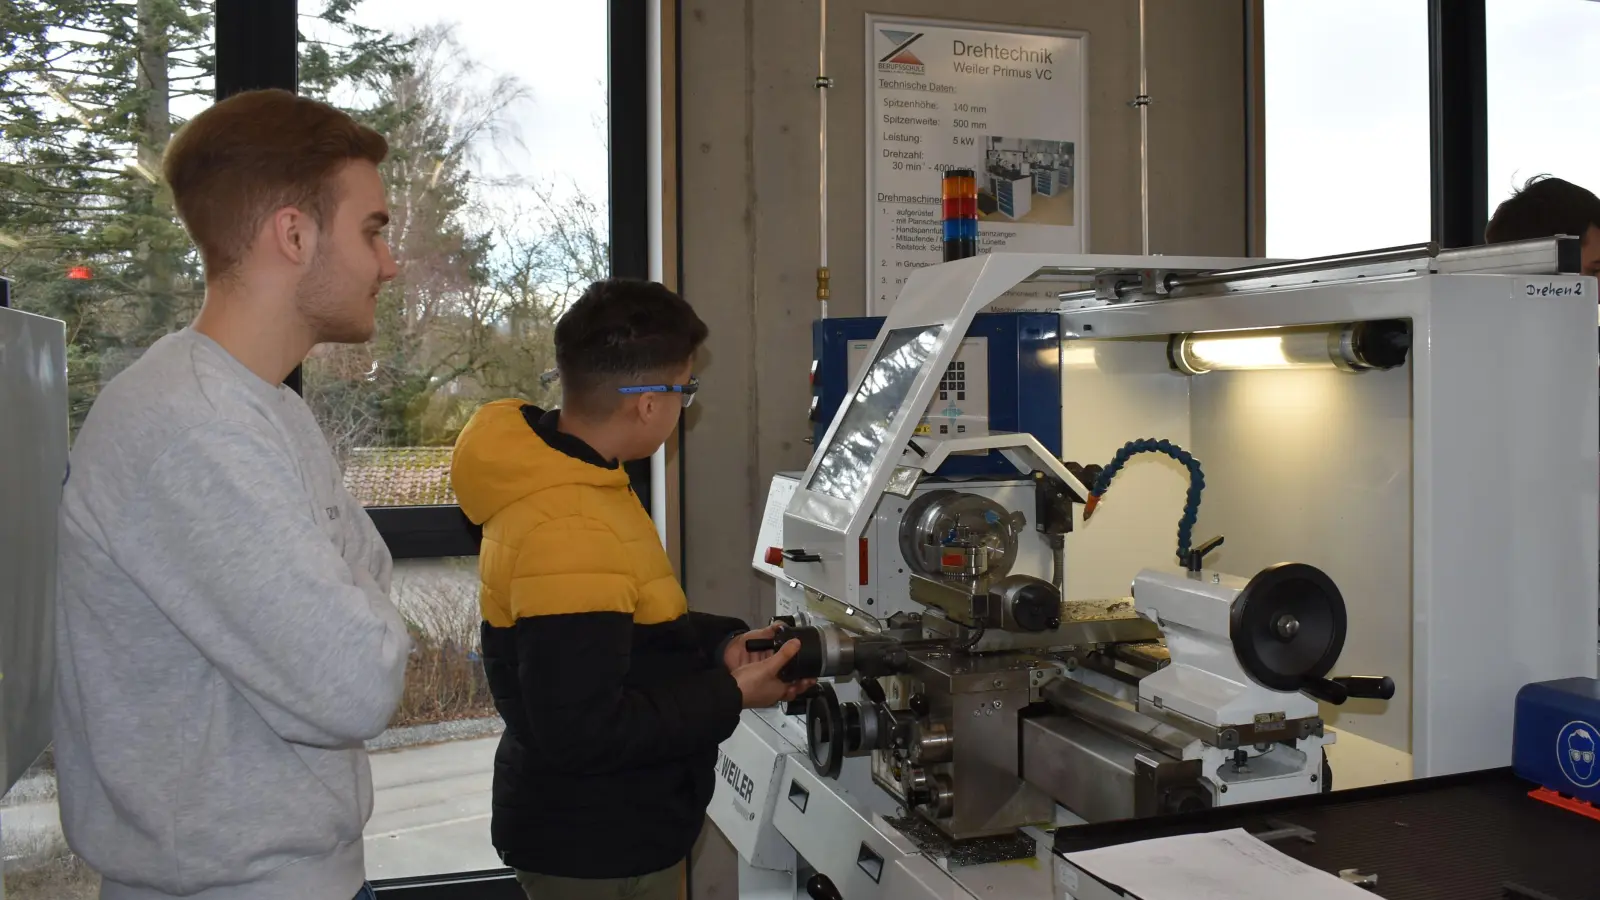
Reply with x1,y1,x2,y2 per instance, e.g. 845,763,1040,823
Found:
1513,677,1600,804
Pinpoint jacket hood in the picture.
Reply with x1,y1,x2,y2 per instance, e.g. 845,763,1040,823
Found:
450,399,629,525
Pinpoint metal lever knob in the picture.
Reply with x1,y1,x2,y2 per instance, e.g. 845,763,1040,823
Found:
1334,675,1395,700
1305,675,1396,705
806,874,843,900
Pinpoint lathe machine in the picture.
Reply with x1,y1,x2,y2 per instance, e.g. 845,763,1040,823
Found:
709,241,1599,900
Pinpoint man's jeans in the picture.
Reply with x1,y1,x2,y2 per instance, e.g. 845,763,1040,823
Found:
355,883,377,900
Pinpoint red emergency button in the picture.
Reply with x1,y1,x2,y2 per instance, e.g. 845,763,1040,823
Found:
765,547,785,567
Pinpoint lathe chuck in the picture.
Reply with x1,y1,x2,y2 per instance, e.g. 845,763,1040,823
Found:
899,490,1025,579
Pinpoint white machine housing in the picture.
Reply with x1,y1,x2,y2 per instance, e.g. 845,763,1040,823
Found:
715,243,1599,900
759,474,1055,632
778,246,1598,778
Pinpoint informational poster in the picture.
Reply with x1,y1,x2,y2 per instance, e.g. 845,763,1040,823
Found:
866,17,1088,314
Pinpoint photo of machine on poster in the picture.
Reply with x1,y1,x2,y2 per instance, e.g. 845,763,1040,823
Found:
981,136,1075,224
866,16,1087,314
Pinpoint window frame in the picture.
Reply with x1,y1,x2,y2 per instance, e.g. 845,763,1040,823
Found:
1429,0,1489,249
369,869,527,899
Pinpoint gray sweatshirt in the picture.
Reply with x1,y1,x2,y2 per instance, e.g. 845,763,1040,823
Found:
53,328,411,900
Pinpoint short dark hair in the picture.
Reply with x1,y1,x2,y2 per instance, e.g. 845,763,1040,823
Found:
555,279,708,415
1485,175,1600,244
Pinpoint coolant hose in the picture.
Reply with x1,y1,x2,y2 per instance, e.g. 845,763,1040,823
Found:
1082,438,1205,567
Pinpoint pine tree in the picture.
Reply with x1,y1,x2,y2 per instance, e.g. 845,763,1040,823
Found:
0,0,406,430
1,4,608,455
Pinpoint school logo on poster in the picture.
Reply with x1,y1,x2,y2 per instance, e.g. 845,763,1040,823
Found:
877,30,925,74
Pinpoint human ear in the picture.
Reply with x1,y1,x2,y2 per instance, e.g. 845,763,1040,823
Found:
269,206,317,267
637,390,661,424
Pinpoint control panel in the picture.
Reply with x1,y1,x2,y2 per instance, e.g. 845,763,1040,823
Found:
811,312,1061,477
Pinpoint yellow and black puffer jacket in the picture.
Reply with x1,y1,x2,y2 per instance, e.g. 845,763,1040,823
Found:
450,399,747,880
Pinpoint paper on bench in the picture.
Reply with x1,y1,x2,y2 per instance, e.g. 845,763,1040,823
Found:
1063,828,1372,900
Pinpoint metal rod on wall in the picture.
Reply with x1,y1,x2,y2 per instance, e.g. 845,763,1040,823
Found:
1135,0,1151,255
816,0,832,319
647,0,668,548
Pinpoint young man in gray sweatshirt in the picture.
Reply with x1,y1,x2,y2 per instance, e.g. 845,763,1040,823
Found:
52,88,410,900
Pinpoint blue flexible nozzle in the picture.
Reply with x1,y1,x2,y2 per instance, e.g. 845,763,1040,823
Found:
1085,438,1206,567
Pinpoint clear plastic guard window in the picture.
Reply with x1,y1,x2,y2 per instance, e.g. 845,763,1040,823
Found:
807,325,946,510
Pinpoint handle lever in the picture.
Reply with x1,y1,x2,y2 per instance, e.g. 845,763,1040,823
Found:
1334,675,1395,700
1304,675,1395,705
1184,535,1225,573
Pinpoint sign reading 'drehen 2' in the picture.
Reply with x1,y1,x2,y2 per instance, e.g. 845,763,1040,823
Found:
866,16,1088,315
1522,278,1587,298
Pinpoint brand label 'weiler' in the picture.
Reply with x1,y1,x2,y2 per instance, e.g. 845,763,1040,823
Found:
717,748,756,805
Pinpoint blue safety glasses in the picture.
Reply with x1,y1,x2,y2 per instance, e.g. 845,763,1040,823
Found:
618,376,699,407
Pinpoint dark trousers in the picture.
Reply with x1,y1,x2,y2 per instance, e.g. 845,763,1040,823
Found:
513,862,683,900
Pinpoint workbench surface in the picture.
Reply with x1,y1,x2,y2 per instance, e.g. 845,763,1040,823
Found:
1052,768,1600,900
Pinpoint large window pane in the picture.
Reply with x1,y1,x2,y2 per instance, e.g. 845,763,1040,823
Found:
1,4,214,896
1263,1,1431,259
297,0,611,883
365,558,503,880
1487,0,1600,213
0,2,214,436
299,1,610,507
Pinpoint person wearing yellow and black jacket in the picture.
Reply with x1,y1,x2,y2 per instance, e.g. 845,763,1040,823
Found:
450,278,815,900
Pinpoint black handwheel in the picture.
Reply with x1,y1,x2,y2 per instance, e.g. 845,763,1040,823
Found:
807,683,846,778
1230,562,1347,692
